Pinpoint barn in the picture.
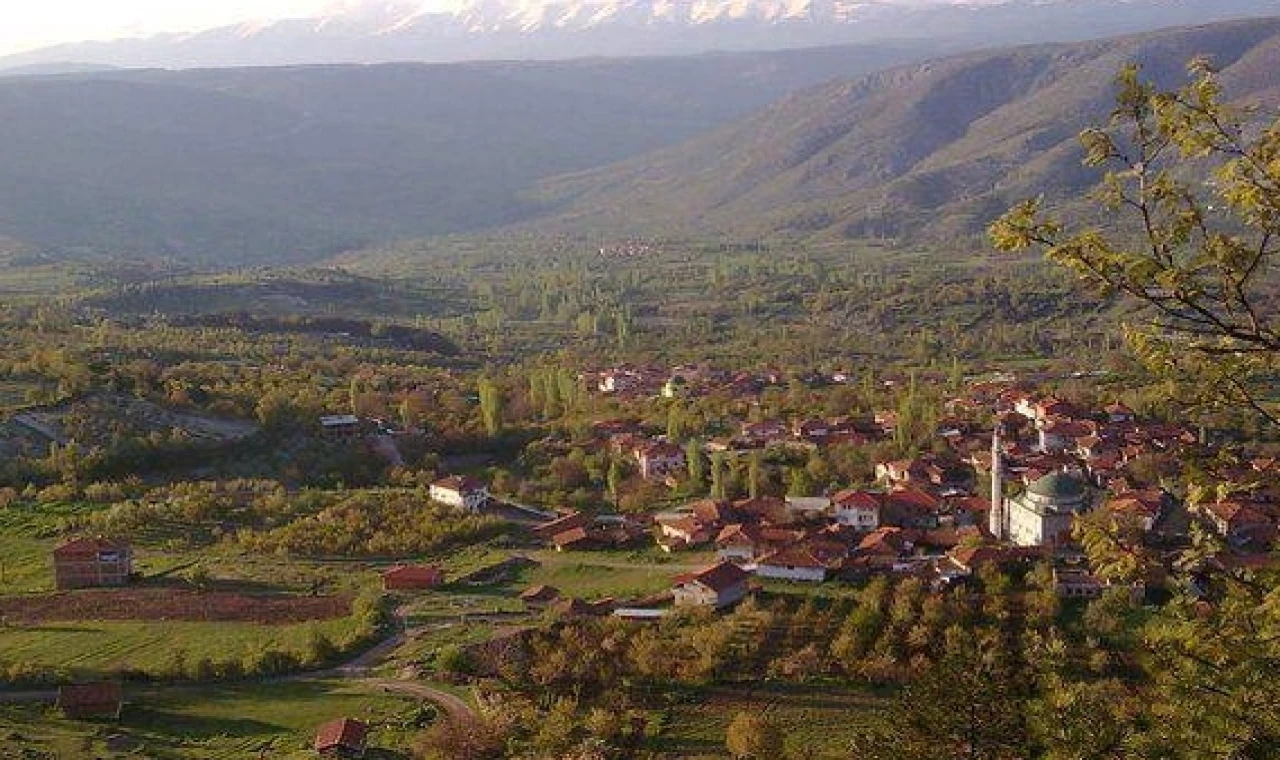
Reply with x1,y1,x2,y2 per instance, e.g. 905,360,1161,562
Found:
382,565,444,590
52,537,133,590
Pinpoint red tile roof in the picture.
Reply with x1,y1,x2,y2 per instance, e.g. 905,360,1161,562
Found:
758,545,829,570
532,511,588,539
831,489,881,510
552,526,592,548
382,565,443,586
314,718,368,753
53,537,130,558
676,561,751,593
431,475,484,493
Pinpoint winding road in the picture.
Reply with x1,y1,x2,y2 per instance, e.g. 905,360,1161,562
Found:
0,610,476,720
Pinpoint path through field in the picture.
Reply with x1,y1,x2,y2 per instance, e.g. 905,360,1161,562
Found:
0,606,476,720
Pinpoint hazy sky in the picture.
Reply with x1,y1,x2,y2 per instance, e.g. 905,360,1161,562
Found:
0,0,347,55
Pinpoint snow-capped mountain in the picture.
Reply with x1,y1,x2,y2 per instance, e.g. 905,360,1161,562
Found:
3,0,1278,69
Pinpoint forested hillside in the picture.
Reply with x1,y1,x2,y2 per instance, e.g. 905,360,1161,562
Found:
531,17,1280,242
0,44,929,264
4,17,1280,265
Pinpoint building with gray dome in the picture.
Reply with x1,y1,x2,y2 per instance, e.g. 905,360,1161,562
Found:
1004,471,1095,547
989,429,1095,547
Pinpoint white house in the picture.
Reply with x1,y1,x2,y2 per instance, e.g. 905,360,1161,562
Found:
830,489,881,529
656,514,712,551
672,562,751,608
429,476,490,512
1005,471,1094,547
715,524,761,563
754,546,829,583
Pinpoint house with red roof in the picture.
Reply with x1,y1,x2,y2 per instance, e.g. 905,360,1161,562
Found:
1105,402,1136,423
382,565,444,590
881,487,943,528
551,526,595,551
856,527,915,558
715,523,764,563
1203,500,1277,547
672,561,751,609
314,717,368,758
755,545,832,583
830,489,881,529
52,537,132,590
1105,489,1171,532
635,441,687,480
531,511,590,541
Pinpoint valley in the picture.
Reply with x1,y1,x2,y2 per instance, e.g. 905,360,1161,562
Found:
1,9,1280,760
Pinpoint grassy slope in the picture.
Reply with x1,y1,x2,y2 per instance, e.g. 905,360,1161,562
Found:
0,617,362,675
0,679,422,759
529,18,1280,243
0,502,383,678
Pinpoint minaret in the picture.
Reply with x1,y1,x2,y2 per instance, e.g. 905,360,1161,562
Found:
989,423,1005,541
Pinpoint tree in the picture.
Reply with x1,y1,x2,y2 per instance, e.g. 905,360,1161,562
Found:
606,459,624,507
747,451,765,499
851,634,1031,760
991,59,1280,425
477,377,503,437
725,711,786,760
685,440,708,492
662,402,681,442
710,452,728,500
991,61,1280,758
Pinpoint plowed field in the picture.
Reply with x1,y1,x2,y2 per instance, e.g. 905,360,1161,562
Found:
0,588,350,624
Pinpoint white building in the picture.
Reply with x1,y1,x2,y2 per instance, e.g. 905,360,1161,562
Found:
830,490,881,529
429,476,490,512
755,546,829,582
672,562,751,608
1005,471,1094,547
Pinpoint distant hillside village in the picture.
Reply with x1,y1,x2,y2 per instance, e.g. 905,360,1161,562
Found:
316,364,1277,618
58,360,1273,626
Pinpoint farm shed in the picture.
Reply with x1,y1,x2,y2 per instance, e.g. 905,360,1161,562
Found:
52,537,133,590
314,717,369,758
382,564,445,590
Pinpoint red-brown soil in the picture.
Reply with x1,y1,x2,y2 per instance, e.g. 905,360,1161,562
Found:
0,588,351,624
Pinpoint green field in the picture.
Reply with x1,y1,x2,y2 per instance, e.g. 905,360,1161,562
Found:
0,679,424,759
0,535,53,593
0,502,107,593
0,617,364,678
518,549,713,600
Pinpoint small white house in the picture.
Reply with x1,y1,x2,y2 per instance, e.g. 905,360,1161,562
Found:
672,562,751,608
715,524,760,563
830,489,881,529
755,546,828,583
429,476,489,512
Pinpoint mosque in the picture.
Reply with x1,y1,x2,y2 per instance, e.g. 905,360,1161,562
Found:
988,428,1096,547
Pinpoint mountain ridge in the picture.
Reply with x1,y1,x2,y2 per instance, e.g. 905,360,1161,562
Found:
3,0,1278,68
0,44,937,263
524,16,1280,244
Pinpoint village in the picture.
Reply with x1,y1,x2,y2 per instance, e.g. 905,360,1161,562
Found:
510,369,1274,615
7,360,1280,758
